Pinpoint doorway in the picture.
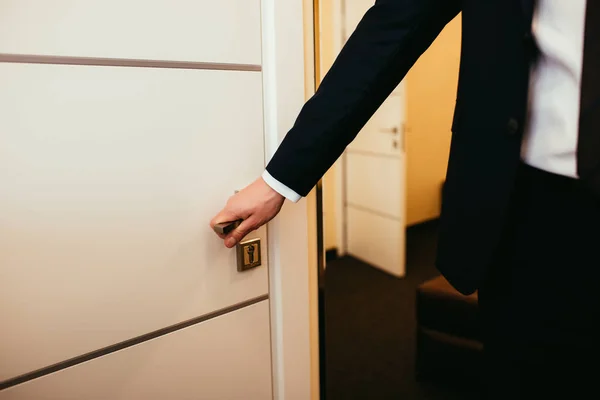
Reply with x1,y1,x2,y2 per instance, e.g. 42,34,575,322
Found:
315,0,467,398
334,0,407,278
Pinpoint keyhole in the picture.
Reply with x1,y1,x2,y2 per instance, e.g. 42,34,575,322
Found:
247,245,255,263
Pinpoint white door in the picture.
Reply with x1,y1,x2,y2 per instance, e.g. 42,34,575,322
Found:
0,1,312,398
340,0,406,277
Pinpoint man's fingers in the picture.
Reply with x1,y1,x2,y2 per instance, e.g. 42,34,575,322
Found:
210,213,228,229
210,208,239,230
224,218,256,248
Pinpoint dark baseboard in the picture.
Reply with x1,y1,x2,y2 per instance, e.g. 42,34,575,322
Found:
326,248,339,262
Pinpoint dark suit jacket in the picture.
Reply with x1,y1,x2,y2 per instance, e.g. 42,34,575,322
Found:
266,0,537,295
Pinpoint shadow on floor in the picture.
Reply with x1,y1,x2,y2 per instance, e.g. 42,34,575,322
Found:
324,221,480,399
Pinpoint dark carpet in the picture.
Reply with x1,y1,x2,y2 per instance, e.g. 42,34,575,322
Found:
324,221,479,399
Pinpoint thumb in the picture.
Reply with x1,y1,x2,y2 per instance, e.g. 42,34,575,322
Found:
224,217,256,248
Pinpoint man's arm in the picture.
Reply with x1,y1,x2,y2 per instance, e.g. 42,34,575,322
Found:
211,0,461,246
266,0,461,196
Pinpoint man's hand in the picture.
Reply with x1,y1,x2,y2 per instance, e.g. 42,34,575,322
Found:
210,177,285,248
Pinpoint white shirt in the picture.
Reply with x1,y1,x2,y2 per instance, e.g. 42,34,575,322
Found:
266,0,589,202
521,0,587,177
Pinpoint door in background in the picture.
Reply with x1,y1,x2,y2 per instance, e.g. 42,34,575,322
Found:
341,0,406,278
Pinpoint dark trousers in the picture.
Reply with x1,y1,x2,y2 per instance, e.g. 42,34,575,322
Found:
479,163,600,399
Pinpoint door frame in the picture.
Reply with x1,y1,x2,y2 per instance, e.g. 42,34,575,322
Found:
330,0,347,256
262,1,320,399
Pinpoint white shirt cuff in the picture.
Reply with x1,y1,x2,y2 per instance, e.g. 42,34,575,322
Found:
262,170,302,203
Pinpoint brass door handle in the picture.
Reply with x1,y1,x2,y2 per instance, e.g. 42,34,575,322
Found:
213,219,263,272
212,190,243,235
380,126,399,134
213,220,242,235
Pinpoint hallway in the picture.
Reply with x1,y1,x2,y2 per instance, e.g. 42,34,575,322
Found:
324,222,479,399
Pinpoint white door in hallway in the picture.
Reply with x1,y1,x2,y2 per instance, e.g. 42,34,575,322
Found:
0,1,311,398
340,0,407,277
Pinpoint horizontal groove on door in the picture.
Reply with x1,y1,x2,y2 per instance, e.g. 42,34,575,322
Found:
346,148,401,159
0,294,269,391
346,202,403,221
0,53,262,72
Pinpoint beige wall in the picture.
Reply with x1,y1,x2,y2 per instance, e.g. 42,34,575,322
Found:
405,14,461,226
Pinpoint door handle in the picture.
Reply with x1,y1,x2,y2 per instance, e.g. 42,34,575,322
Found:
213,189,243,234
213,219,242,235
380,127,399,134
212,190,243,235
213,219,262,272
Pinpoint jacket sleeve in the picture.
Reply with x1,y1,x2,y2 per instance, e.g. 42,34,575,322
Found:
265,0,461,196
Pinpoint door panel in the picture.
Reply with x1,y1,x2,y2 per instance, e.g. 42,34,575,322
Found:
346,153,403,219
0,301,272,400
347,92,404,156
0,0,261,65
343,0,376,41
347,208,404,277
0,63,267,380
